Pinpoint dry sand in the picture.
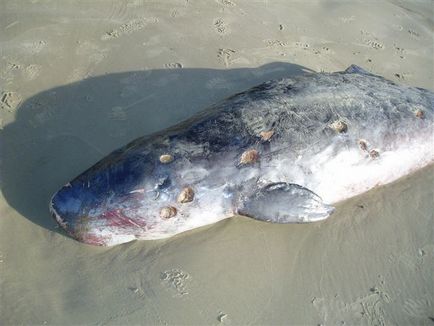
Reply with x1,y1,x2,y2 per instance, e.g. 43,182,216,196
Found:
1,0,433,325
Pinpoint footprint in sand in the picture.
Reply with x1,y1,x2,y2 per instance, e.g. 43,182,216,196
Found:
214,18,230,35
360,30,384,50
23,64,42,80
217,311,229,323
5,61,21,76
68,67,91,83
217,48,236,67
216,0,236,7
160,268,191,297
22,40,47,54
75,41,107,64
394,72,412,81
366,39,384,50
392,24,404,32
1,91,22,111
3,61,42,81
393,44,406,59
407,29,420,38
312,282,392,325
313,46,331,55
164,62,183,69
339,16,355,23
265,39,289,48
102,17,159,40
295,41,310,49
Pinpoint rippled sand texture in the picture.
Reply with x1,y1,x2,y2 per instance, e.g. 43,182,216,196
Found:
1,1,433,325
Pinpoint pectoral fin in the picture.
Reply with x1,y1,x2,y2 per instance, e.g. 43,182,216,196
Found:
237,182,334,223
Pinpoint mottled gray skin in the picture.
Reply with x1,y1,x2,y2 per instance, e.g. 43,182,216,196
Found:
50,66,434,246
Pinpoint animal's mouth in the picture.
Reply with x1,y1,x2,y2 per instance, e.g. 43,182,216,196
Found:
49,186,105,245
49,182,150,246
49,191,83,242
50,199,110,246
50,198,68,230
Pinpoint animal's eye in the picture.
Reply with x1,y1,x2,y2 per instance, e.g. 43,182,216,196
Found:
156,175,171,190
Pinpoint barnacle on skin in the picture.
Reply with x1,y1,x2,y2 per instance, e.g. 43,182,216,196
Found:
240,149,259,165
369,149,380,159
330,119,348,133
159,154,174,164
160,206,177,219
177,187,195,203
415,109,424,119
259,130,274,141
358,139,368,151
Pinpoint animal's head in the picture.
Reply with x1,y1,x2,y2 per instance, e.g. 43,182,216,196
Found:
50,138,233,246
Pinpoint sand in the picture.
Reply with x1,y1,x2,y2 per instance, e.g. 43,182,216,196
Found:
1,0,433,324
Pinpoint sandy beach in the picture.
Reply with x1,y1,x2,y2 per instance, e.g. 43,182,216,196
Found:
1,0,433,324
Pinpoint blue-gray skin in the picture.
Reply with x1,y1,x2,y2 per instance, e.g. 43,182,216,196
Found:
50,65,433,246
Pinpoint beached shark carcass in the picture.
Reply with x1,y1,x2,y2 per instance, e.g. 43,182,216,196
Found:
50,65,434,246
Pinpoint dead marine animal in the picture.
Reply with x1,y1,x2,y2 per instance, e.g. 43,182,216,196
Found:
50,65,434,246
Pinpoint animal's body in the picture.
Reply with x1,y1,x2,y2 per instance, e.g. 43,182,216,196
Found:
50,65,434,246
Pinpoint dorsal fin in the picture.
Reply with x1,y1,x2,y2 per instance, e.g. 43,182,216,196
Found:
344,64,371,75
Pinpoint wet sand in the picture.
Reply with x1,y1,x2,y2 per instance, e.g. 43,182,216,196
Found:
1,1,433,325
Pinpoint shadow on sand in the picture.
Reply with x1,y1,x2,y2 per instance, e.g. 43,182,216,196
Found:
1,62,312,235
